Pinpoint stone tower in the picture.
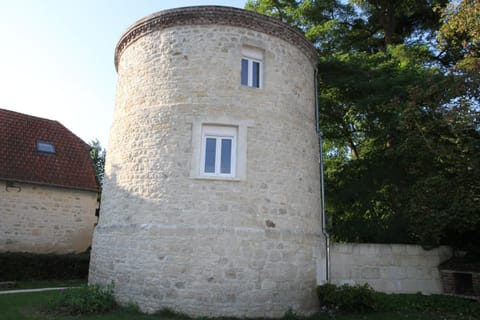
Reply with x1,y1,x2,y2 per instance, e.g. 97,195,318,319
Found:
89,6,324,317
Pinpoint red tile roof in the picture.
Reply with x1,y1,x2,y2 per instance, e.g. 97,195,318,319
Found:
0,108,99,191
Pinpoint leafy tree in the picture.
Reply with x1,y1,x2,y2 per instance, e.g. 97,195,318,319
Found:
89,139,106,189
350,0,448,46
437,0,480,101
246,0,480,254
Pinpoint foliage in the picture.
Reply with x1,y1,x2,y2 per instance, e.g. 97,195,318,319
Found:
437,0,480,80
89,139,106,188
48,284,117,315
317,283,480,317
246,0,480,252
154,308,191,319
0,252,90,281
317,283,377,313
0,288,479,320
374,292,480,317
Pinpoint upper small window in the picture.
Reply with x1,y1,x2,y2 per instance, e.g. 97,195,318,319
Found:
37,141,55,154
241,47,263,88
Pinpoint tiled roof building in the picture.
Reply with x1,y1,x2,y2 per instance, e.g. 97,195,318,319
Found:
0,108,99,254
0,108,98,191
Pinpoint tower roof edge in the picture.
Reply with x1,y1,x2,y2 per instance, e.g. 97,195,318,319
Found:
114,5,318,71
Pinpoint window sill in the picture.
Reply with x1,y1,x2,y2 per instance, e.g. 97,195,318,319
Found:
191,175,242,182
240,84,262,90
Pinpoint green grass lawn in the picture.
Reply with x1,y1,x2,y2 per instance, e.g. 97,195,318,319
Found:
0,289,478,320
0,290,151,320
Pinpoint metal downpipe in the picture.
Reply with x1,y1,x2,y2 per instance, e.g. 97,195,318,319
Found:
314,69,331,283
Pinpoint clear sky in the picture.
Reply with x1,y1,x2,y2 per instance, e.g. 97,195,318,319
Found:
0,0,246,148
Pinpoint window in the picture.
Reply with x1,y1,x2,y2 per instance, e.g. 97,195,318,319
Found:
241,47,263,88
201,126,236,177
190,118,250,181
36,141,55,154
241,58,261,88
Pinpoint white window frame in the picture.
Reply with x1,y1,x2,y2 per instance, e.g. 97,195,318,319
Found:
190,117,253,181
200,126,237,177
241,47,263,88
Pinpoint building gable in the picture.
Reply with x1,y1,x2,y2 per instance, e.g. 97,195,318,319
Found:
0,108,98,191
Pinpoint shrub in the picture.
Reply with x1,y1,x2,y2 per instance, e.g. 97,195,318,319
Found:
375,292,480,317
154,308,191,319
317,283,377,312
48,283,117,315
0,252,89,281
316,283,338,310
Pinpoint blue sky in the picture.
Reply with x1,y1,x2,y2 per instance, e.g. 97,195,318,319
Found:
0,0,246,148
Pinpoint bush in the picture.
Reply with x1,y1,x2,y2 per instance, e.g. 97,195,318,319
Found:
375,292,480,317
317,283,377,312
48,283,117,315
0,252,89,281
154,308,191,319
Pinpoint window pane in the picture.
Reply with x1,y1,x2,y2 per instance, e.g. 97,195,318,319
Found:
37,141,55,153
204,138,216,173
241,59,249,86
220,139,232,174
252,61,260,88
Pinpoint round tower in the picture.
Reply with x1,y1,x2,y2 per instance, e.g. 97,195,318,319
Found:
89,6,324,317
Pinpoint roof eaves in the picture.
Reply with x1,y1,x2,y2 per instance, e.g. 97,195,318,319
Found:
0,177,99,193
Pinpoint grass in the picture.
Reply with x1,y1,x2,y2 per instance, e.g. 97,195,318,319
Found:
0,291,148,320
0,289,478,320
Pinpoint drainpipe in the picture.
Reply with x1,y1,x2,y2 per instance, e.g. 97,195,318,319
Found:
314,69,331,283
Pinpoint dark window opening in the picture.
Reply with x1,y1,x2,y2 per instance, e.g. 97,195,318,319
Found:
454,272,474,295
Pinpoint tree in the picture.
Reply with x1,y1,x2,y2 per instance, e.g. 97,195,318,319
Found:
89,139,106,189
246,0,480,254
437,0,480,101
350,0,448,46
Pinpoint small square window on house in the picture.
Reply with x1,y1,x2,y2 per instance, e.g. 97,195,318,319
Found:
241,47,263,88
36,141,55,154
201,126,236,177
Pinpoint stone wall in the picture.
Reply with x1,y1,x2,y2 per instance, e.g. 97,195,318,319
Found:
330,243,452,294
89,6,323,318
0,180,98,253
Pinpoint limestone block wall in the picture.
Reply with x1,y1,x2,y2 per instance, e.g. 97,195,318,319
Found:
330,243,452,294
0,180,98,253
89,6,323,318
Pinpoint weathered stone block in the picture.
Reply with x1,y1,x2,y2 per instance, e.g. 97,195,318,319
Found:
361,267,380,279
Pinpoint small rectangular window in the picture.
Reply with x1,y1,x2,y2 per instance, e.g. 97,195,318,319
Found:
37,141,55,154
241,47,263,88
241,57,262,88
201,126,236,177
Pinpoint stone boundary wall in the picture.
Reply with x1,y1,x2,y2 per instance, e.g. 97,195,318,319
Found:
330,243,452,294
